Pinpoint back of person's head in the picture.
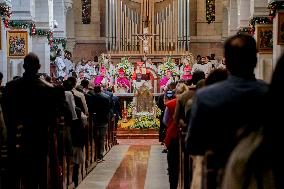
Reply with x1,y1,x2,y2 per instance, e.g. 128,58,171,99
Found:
0,72,3,81
167,82,177,91
224,33,257,77
185,79,192,86
191,71,205,85
81,79,89,88
94,85,102,93
63,80,73,91
175,83,188,95
23,53,41,74
205,69,228,86
67,76,77,88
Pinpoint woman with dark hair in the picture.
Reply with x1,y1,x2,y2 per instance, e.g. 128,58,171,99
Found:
222,54,284,189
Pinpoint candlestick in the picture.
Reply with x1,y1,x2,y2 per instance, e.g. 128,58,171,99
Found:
124,101,126,109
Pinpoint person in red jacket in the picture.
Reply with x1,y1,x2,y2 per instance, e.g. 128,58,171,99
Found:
163,83,188,189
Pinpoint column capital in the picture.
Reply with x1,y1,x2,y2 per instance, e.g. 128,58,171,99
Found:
64,0,73,12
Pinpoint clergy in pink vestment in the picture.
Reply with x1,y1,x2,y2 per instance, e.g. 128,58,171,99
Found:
160,70,172,90
181,65,192,81
116,68,130,92
93,67,110,86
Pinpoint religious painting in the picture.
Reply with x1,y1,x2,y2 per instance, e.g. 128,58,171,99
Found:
7,31,28,58
278,12,284,45
256,25,273,53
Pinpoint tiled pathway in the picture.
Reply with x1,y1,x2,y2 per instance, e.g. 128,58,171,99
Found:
77,140,169,189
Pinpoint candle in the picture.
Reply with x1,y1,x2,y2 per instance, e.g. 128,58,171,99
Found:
124,101,126,109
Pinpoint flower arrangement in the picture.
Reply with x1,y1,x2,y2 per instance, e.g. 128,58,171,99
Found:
114,57,133,79
130,115,160,130
123,102,161,130
158,56,179,77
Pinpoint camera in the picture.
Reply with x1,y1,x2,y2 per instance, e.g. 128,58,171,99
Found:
166,90,174,100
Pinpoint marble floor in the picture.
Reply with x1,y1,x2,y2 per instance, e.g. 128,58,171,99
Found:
77,140,169,189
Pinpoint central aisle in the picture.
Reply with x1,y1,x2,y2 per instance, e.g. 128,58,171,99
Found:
77,140,170,189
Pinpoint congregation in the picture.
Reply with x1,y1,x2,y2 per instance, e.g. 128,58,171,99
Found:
0,33,283,189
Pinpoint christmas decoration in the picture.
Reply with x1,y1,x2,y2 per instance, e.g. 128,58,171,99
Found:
52,38,67,49
249,17,272,34
268,1,284,20
0,5,12,18
82,0,91,24
206,0,215,24
237,27,254,35
5,20,36,33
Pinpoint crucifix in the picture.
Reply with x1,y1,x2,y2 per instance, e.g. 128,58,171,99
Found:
132,16,158,57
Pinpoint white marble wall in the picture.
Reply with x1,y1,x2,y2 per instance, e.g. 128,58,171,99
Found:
238,0,250,27
273,10,284,69
32,0,53,75
11,0,35,20
53,0,66,38
250,0,268,16
32,37,50,74
228,0,238,36
0,21,8,83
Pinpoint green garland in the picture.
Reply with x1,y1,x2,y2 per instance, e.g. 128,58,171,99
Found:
8,20,35,34
206,0,215,24
53,38,67,49
249,17,272,33
0,4,12,18
237,27,254,35
268,1,284,20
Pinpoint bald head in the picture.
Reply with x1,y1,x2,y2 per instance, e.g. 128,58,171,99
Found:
23,53,41,74
224,34,257,77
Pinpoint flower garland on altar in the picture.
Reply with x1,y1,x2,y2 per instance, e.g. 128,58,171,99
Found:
114,57,133,79
121,102,161,130
158,56,179,77
206,0,215,24
268,1,284,20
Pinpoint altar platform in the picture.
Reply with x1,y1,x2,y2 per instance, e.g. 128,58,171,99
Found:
116,119,159,139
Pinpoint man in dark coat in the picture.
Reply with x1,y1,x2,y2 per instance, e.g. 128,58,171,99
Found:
90,85,111,161
2,53,57,189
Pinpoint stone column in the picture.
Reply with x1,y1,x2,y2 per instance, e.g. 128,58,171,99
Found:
228,0,238,36
251,0,269,17
238,0,250,27
65,0,76,53
273,10,284,69
33,0,53,75
0,18,8,83
53,0,66,38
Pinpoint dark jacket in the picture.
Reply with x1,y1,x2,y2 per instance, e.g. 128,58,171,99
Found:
90,92,111,126
2,74,57,157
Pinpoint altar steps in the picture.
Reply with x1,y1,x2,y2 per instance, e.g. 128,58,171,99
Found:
116,129,159,139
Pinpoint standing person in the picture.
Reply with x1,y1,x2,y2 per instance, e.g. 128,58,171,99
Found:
63,51,74,77
90,85,111,162
2,53,57,189
55,49,66,81
185,34,268,188
222,54,284,189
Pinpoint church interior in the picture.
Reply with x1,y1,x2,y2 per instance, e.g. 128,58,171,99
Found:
0,0,283,189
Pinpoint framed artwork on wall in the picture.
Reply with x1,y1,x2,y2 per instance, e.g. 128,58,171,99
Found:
7,30,28,58
256,25,273,53
278,12,284,45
